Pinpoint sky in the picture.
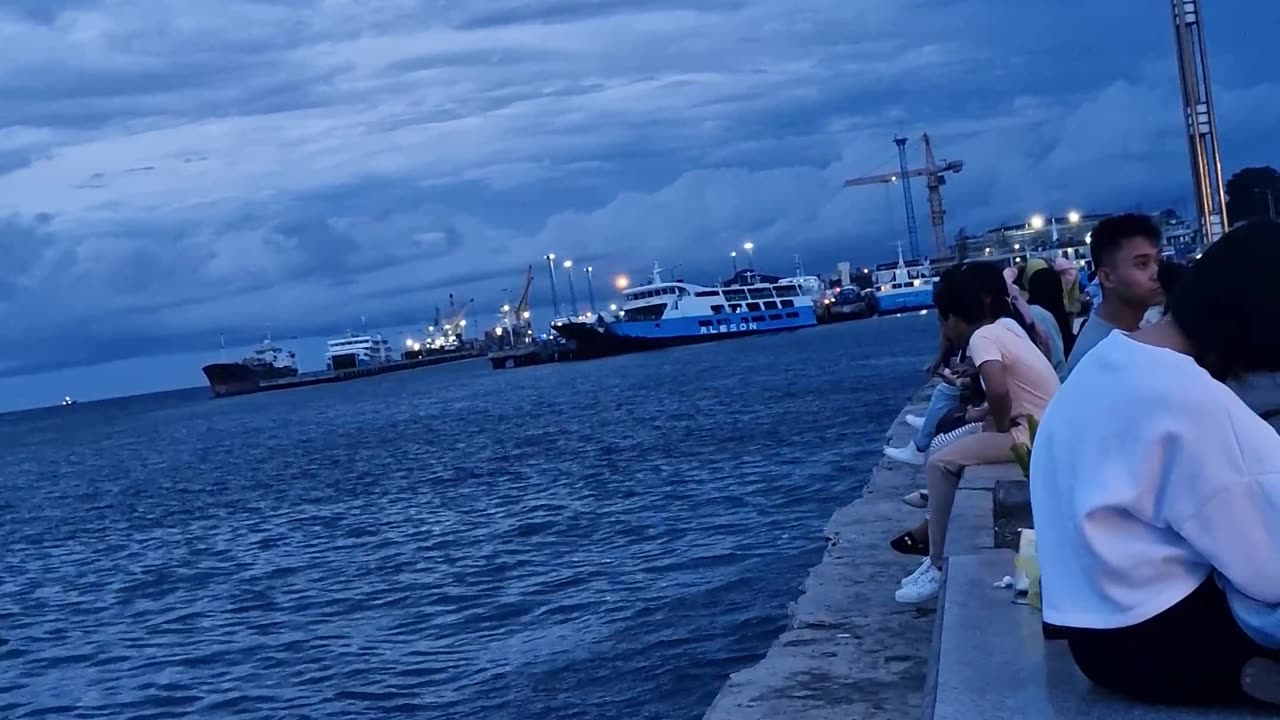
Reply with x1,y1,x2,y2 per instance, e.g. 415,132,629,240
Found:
0,0,1278,411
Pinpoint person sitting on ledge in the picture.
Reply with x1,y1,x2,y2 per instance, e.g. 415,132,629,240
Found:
1065,213,1165,376
895,262,1060,604
1031,220,1280,707
885,297,973,467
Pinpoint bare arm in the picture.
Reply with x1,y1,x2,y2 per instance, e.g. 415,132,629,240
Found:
977,359,1013,433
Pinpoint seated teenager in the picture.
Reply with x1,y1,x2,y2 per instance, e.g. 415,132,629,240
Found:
1026,267,1074,381
1065,214,1165,376
1030,221,1280,707
895,262,1061,603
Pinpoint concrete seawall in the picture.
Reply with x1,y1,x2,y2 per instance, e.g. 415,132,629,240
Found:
703,383,941,720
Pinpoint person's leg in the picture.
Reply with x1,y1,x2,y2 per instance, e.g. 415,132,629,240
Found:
925,431,1015,567
1066,577,1280,706
897,431,1015,603
912,382,961,450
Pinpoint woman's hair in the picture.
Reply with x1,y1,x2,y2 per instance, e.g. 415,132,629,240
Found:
1166,221,1280,379
1157,261,1189,311
1027,267,1076,356
957,261,1034,337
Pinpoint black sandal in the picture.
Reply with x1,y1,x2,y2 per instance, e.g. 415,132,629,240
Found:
890,530,930,556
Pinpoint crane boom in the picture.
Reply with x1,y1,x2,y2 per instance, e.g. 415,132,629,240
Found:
514,265,534,316
842,133,963,257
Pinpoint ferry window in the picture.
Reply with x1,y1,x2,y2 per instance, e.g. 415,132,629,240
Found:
695,290,720,298
891,283,904,289
676,287,689,296
729,304,743,313
784,311,800,318
774,285,801,298
697,319,713,327
748,287,774,300
752,315,766,322
746,301,762,312
768,313,783,321
762,300,779,311
710,304,726,314
723,289,748,302
625,303,666,321
780,299,795,309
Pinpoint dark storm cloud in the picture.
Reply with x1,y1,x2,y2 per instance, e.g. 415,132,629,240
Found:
0,0,1277,390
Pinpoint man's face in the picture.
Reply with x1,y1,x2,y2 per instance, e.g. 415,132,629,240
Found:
1099,237,1164,307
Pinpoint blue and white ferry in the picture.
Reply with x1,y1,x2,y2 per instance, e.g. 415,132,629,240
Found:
552,262,818,358
873,244,935,315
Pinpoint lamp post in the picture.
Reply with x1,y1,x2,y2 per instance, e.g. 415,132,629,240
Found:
544,254,562,318
584,266,597,313
730,250,738,276
742,241,755,270
563,259,579,318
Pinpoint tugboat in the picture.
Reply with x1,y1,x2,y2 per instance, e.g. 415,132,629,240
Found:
552,261,817,359
201,336,299,397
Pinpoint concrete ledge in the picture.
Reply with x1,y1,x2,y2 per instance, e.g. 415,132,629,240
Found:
957,463,1020,490
993,479,1032,550
929,551,1270,720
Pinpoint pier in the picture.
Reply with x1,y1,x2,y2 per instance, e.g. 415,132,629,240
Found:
703,383,1261,720
487,340,577,370
213,350,483,398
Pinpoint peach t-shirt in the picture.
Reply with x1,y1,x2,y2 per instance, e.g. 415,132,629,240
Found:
967,318,1061,443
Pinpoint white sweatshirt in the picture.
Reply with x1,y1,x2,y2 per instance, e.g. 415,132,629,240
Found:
1030,332,1280,629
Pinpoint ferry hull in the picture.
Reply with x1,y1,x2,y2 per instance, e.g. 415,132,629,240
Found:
201,362,296,398
553,309,817,359
875,287,935,315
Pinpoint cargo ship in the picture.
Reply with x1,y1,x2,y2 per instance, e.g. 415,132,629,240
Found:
551,262,817,359
201,337,299,397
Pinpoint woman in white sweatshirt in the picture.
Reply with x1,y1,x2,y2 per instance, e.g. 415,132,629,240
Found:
1030,220,1280,707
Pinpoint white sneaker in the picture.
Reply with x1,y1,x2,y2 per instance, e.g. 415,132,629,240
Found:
883,443,926,466
900,557,933,587
895,563,942,603
905,414,925,431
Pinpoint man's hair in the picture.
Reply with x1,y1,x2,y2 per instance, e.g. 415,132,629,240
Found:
1167,221,1280,379
960,261,1033,336
934,265,986,325
1090,213,1162,270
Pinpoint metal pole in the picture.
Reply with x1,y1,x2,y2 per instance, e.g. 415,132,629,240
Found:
545,255,561,318
565,266,579,317
731,251,738,276
1171,0,1227,243
585,266,597,313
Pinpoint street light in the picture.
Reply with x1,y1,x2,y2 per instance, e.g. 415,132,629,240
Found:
614,274,629,290
584,266,597,313
1067,210,1082,224
562,260,579,317
742,241,755,270
1029,214,1046,230
730,250,738,275
544,254,562,318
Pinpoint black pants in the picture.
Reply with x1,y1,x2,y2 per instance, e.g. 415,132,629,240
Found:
1064,577,1276,706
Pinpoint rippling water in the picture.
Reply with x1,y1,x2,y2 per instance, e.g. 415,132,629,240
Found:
1,315,934,720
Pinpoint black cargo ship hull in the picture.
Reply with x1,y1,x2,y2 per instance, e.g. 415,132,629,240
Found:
201,362,297,398
552,321,791,360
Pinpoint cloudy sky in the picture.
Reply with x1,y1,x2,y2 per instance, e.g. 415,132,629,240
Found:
0,0,1277,410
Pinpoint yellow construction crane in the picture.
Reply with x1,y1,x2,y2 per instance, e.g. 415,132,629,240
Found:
843,133,963,257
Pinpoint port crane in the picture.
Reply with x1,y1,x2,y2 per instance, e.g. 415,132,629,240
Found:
843,133,963,258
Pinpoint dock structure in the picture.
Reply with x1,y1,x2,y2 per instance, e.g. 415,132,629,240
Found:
704,383,1259,720
487,340,576,370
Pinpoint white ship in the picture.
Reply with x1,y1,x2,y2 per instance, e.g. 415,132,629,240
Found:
325,331,395,371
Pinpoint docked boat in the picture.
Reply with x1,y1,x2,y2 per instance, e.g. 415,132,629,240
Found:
552,262,817,359
325,332,394,371
873,244,935,315
202,336,299,397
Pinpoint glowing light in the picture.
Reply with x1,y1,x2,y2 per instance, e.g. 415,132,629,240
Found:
1013,243,1021,250
522,310,531,319
614,275,629,290
743,241,755,251
984,247,993,255
730,251,737,257
1029,214,1046,230
1067,210,1082,224
1014,256,1023,263
494,327,503,336
458,319,467,327
1084,232,1092,245
547,253,556,260
501,304,511,313
609,303,618,312
405,338,414,347
563,259,573,269
586,266,593,272
413,342,422,351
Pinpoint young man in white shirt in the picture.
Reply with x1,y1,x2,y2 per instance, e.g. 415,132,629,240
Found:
1031,220,1280,706
1064,214,1165,376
